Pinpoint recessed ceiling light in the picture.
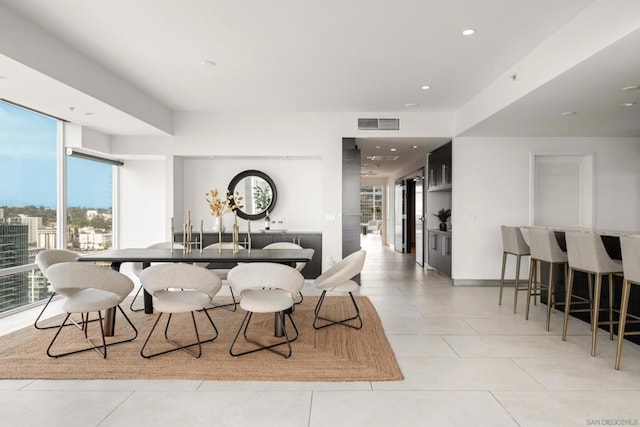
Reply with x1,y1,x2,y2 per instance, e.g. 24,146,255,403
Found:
622,102,637,107
421,85,431,90
390,148,397,152
405,103,419,108
412,145,418,149
561,111,576,116
375,145,381,149
462,29,475,36
622,85,640,92
201,60,216,67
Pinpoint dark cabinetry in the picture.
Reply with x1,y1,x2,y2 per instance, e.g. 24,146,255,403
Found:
428,141,452,191
428,230,451,276
173,231,322,279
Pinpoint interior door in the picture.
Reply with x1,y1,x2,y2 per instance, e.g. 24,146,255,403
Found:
394,180,406,253
532,154,594,227
415,173,424,266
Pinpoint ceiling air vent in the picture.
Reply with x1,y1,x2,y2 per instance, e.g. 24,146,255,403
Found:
378,118,400,130
357,117,400,130
358,118,379,130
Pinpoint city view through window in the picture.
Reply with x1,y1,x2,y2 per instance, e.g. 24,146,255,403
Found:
0,101,113,314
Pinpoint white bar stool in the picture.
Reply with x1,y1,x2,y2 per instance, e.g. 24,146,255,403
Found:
499,225,531,313
616,236,640,369
526,228,568,331
562,231,622,357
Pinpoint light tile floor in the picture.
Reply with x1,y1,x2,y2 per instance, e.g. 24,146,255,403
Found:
2,235,640,426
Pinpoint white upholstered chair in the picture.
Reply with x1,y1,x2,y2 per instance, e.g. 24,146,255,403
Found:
129,241,184,312
139,263,222,358
44,262,138,358
197,242,245,311
227,262,305,358
562,231,622,357
616,236,640,369
312,250,366,330
263,241,306,304
499,225,531,313
526,228,568,331
34,249,79,330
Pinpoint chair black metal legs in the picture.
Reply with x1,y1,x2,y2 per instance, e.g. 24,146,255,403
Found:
313,291,362,330
141,310,219,359
46,305,138,359
209,287,238,312
229,310,299,359
129,286,145,312
34,293,100,330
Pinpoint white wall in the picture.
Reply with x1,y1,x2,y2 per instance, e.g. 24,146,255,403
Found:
182,157,322,232
452,136,640,283
118,159,167,247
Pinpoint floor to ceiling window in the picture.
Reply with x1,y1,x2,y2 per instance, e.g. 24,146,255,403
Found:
0,100,115,315
0,101,58,313
66,156,113,252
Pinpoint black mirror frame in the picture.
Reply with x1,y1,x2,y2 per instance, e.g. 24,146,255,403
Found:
227,169,277,220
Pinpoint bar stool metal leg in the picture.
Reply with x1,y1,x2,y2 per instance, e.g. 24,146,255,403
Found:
525,258,536,320
591,273,603,357
546,262,555,331
615,279,632,370
562,267,575,341
513,254,523,313
608,273,615,341
499,252,507,306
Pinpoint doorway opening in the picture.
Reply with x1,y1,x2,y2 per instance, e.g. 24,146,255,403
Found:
360,185,383,240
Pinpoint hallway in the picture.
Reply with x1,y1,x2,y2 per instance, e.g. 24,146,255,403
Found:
1,235,640,426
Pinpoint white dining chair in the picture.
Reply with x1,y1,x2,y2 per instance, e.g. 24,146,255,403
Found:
198,242,245,311
129,241,184,312
34,249,80,330
227,262,305,358
139,263,222,358
44,262,138,358
263,241,307,304
312,250,366,330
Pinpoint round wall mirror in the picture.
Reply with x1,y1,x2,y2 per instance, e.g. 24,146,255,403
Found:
227,170,277,220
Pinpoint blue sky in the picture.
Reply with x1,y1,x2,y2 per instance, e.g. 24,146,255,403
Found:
0,102,112,209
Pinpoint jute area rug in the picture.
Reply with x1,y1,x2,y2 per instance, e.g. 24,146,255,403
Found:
0,296,403,382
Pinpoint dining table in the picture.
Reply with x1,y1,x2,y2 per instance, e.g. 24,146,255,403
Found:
77,246,315,336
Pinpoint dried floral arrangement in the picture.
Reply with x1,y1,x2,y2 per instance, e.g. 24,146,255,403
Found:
206,188,244,216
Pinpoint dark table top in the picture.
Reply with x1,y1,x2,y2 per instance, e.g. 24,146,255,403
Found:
77,247,315,264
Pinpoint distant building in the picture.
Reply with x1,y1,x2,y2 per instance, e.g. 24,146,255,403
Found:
78,226,112,251
0,223,29,312
86,210,99,219
37,228,57,250
17,215,43,245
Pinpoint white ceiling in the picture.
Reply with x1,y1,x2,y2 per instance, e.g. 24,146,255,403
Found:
0,0,638,178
